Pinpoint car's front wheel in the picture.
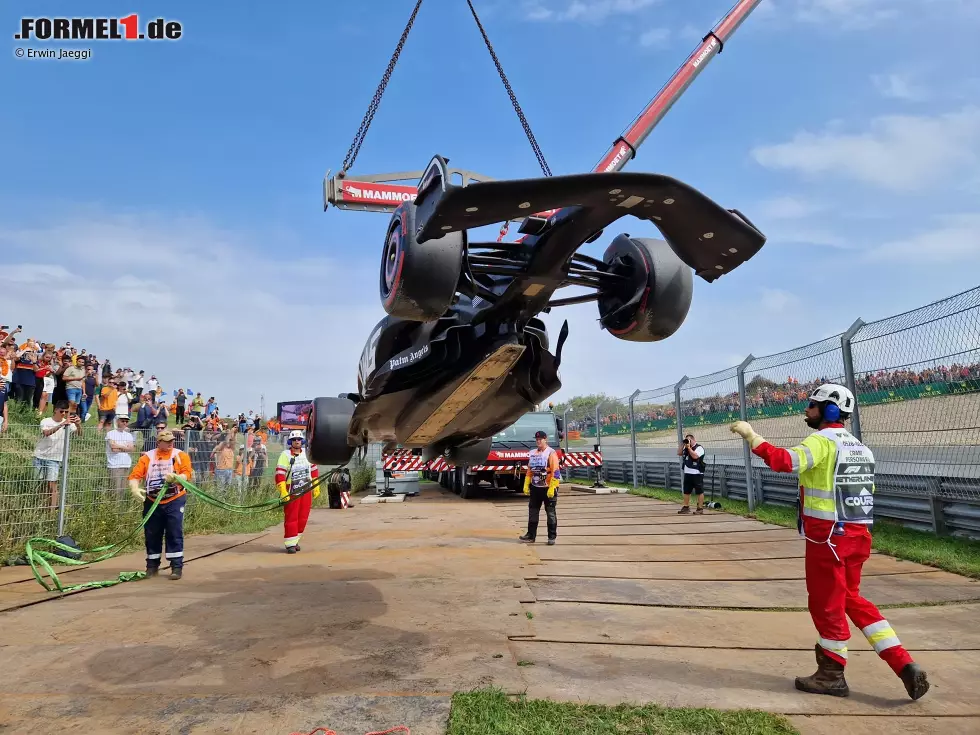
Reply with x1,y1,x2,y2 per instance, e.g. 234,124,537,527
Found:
306,397,356,466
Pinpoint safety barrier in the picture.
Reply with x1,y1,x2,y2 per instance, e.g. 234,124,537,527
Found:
565,458,980,538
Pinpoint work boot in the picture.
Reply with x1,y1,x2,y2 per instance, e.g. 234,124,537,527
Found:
795,644,849,697
694,507,704,515
286,546,298,554
145,567,159,578
900,663,930,700
677,506,691,515
168,568,182,581
519,534,535,543
547,538,556,546
295,545,301,552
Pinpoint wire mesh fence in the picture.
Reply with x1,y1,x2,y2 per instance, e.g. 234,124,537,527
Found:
560,285,980,526
849,287,980,499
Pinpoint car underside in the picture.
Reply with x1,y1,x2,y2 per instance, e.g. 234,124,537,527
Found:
306,155,766,467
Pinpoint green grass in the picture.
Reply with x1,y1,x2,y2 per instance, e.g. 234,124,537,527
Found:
623,483,980,579
447,689,799,735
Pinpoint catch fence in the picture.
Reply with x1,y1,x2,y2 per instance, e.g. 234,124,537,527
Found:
564,285,980,536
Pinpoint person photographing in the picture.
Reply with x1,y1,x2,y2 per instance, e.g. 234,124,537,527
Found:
128,429,193,580
730,383,929,701
519,430,560,545
677,433,706,514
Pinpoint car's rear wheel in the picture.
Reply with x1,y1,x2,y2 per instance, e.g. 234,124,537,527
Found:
597,235,692,342
306,397,356,466
380,202,464,322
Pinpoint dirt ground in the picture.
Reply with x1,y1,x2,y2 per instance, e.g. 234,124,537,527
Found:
1,484,979,734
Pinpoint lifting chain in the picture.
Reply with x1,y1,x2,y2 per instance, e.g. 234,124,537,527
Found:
340,0,425,175
465,0,552,177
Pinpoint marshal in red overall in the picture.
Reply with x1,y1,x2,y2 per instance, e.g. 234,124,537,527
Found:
731,383,930,700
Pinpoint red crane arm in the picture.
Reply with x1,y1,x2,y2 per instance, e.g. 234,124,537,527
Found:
593,0,765,173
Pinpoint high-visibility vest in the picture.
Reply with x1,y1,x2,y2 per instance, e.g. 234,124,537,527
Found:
792,427,875,527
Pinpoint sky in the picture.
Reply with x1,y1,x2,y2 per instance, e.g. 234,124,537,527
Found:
1,0,978,415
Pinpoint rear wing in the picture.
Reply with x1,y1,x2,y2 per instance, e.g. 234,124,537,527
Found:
324,166,497,214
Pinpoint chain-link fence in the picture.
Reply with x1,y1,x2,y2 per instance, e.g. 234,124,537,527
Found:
559,285,980,535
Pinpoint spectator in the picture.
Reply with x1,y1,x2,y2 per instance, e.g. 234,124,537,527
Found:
81,364,98,422
62,358,86,413
97,379,118,433
133,370,145,402
114,378,131,428
34,401,81,508
106,414,135,498
10,337,39,404
182,414,209,477
205,396,215,417
191,392,204,418
212,435,236,487
249,435,268,490
146,374,159,401
175,389,187,424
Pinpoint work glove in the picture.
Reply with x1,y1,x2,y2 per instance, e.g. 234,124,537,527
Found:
129,479,146,501
546,477,559,499
277,481,289,502
164,473,181,485
313,484,321,500
523,475,531,496
730,421,764,450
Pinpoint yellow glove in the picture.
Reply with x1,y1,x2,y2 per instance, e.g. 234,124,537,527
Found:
129,479,146,501
547,477,559,499
313,484,321,500
277,481,289,502
523,474,531,496
164,473,181,485
730,421,764,450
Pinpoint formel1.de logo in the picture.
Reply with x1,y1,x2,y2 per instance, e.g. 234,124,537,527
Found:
15,15,183,41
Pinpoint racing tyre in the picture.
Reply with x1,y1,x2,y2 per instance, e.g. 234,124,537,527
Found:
381,202,464,322
306,397,356,466
597,235,692,342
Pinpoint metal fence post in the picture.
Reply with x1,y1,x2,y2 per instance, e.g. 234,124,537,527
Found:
628,389,640,489
56,426,72,537
593,400,605,488
562,407,570,454
841,318,865,442
736,354,756,513
673,376,688,482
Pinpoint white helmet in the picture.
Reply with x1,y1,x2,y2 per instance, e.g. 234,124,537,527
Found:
808,383,855,414
287,430,305,443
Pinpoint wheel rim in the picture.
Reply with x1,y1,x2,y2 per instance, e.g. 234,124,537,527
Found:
382,224,402,296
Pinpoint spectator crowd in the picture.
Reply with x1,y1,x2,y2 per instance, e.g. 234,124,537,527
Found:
567,360,980,431
0,322,278,508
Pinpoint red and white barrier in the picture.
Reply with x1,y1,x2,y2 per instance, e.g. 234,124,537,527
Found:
381,448,603,472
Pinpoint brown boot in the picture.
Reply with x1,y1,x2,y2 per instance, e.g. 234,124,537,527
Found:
900,663,930,700
795,644,850,697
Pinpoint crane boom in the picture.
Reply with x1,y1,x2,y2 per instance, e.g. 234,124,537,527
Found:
593,0,765,173
323,0,765,213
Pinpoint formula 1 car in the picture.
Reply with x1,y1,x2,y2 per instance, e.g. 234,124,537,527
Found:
306,155,766,466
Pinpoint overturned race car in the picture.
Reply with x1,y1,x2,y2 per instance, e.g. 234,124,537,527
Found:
306,155,766,467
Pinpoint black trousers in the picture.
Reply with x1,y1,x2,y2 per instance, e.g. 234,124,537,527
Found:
527,486,557,540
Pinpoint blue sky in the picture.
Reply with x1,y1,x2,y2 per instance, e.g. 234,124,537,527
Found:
2,0,978,414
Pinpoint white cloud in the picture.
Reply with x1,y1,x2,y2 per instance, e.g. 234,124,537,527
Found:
871,72,928,101
865,213,980,262
757,0,977,29
639,27,670,48
757,195,825,220
0,212,383,415
761,288,802,312
523,0,660,23
751,107,980,192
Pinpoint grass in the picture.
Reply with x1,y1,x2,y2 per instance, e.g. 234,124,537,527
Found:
447,688,799,735
621,483,980,579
